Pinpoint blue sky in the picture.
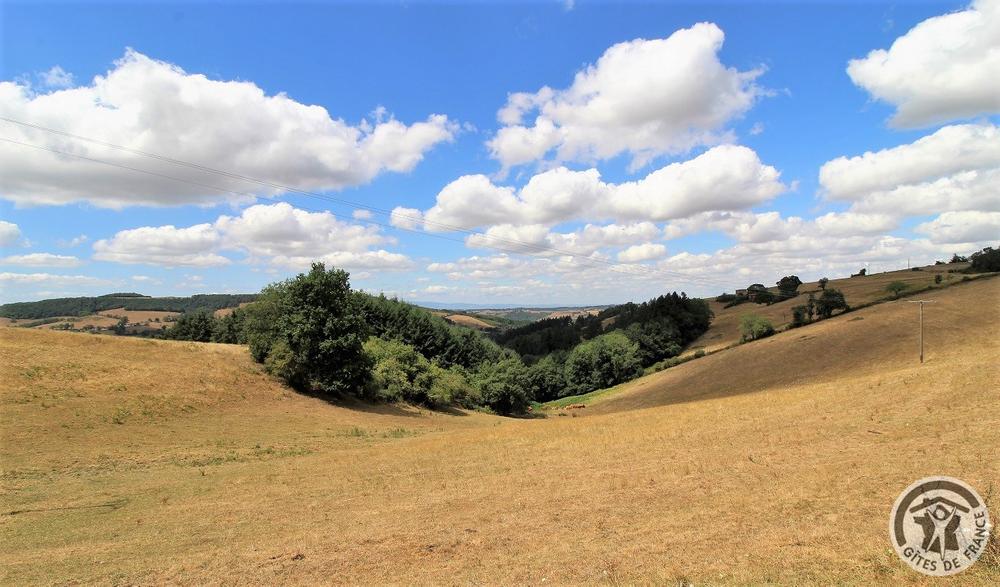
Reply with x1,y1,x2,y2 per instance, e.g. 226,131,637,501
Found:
1,0,998,305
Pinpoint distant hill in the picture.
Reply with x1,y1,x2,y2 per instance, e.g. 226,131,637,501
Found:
410,301,604,311
0,293,257,320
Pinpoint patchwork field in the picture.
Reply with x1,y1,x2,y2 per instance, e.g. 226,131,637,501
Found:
2,276,998,585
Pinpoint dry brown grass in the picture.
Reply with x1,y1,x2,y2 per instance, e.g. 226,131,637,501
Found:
2,276,998,585
442,313,496,330
97,307,180,330
32,315,120,330
688,262,979,354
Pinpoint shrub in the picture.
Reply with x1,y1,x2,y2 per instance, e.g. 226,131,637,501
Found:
715,293,737,303
472,357,532,415
814,288,849,319
362,337,475,408
113,315,129,335
165,310,215,342
753,290,776,305
563,331,643,395
740,314,775,342
524,355,567,403
791,305,809,327
211,308,247,343
885,281,908,299
951,253,968,263
934,274,943,284
363,337,436,404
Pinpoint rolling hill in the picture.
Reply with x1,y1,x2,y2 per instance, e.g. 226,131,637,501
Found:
687,262,972,354
2,276,998,584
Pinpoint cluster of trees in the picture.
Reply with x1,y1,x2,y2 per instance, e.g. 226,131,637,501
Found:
969,246,1000,273
0,293,257,320
158,265,712,413
162,309,247,343
496,293,711,363
790,288,849,327
491,293,712,402
161,264,536,414
719,275,804,308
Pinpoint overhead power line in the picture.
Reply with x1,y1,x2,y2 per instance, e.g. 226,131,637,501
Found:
0,117,732,288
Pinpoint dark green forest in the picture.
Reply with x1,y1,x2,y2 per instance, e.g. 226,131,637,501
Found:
0,293,258,319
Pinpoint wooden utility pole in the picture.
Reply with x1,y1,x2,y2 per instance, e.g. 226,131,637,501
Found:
907,300,936,363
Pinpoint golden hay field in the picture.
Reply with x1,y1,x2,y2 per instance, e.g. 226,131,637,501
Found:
442,313,497,330
687,262,974,354
34,315,120,330
2,277,998,585
97,308,181,328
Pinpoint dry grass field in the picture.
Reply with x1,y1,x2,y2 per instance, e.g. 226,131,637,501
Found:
441,313,497,330
97,308,181,329
687,262,976,354
34,315,120,330
2,277,998,585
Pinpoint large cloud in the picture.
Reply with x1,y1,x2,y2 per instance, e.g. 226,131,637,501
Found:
819,123,1000,200
424,145,785,230
465,222,660,256
91,202,411,271
488,23,765,171
0,50,457,208
93,224,228,267
915,211,1000,244
847,0,1000,127
819,124,1000,228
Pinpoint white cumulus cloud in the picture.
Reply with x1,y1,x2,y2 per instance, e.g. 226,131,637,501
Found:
91,202,411,271
93,223,228,267
915,211,1000,244
847,0,1000,127
488,23,766,171
423,145,785,230
0,49,457,208
617,243,667,263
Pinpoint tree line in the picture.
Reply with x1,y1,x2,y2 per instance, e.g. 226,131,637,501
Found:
490,291,713,402
0,293,257,320
160,264,714,415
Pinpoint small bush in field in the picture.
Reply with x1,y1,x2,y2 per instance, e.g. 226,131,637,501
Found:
740,314,775,342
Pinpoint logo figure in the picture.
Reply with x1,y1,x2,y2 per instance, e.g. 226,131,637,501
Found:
889,476,992,576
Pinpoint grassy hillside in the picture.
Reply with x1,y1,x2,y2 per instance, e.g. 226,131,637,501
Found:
586,271,999,414
3,277,999,584
689,262,979,354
